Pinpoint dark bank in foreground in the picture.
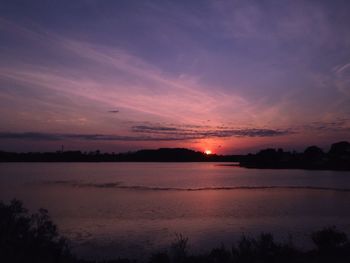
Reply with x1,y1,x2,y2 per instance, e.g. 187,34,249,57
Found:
1,141,350,170
1,199,350,263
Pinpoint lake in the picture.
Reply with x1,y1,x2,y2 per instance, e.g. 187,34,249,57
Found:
1,162,350,260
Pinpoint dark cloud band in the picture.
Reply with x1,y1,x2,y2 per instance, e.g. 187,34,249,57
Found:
0,126,292,142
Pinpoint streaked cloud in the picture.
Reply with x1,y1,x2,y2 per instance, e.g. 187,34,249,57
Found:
0,1,350,152
0,126,292,142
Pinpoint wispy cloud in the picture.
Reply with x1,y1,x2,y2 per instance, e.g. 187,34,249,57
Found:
300,118,350,133
0,19,250,126
132,125,178,131
333,62,350,97
1,0,350,152
132,124,293,139
0,132,176,142
335,63,350,74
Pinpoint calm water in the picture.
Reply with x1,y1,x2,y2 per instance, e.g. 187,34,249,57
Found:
1,162,350,259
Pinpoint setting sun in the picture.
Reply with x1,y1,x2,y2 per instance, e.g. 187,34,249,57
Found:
204,150,212,155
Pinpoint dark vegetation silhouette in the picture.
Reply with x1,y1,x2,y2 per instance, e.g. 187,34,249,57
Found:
0,141,350,170
1,200,350,263
239,141,350,170
0,148,234,162
0,200,72,263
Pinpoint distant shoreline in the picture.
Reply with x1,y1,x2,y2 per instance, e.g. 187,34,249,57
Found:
1,141,350,170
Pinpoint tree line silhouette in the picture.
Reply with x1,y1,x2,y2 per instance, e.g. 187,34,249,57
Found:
0,148,233,162
239,141,350,170
0,141,349,170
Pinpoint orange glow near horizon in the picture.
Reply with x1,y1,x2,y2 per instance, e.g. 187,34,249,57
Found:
204,150,212,155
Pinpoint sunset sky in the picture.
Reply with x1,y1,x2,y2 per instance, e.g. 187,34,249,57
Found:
1,0,350,154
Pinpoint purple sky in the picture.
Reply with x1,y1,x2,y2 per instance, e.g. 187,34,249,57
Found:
0,0,350,154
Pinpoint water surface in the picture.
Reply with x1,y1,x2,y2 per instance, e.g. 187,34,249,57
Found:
1,162,350,259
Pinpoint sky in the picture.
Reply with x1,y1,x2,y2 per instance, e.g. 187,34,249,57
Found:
0,0,350,154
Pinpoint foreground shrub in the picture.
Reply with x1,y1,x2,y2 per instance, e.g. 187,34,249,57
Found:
0,199,72,263
312,226,348,251
1,199,350,263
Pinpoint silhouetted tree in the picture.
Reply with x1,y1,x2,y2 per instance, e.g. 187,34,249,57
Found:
312,226,348,251
329,141,350,156
0,199,71,263
304,146,324,159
